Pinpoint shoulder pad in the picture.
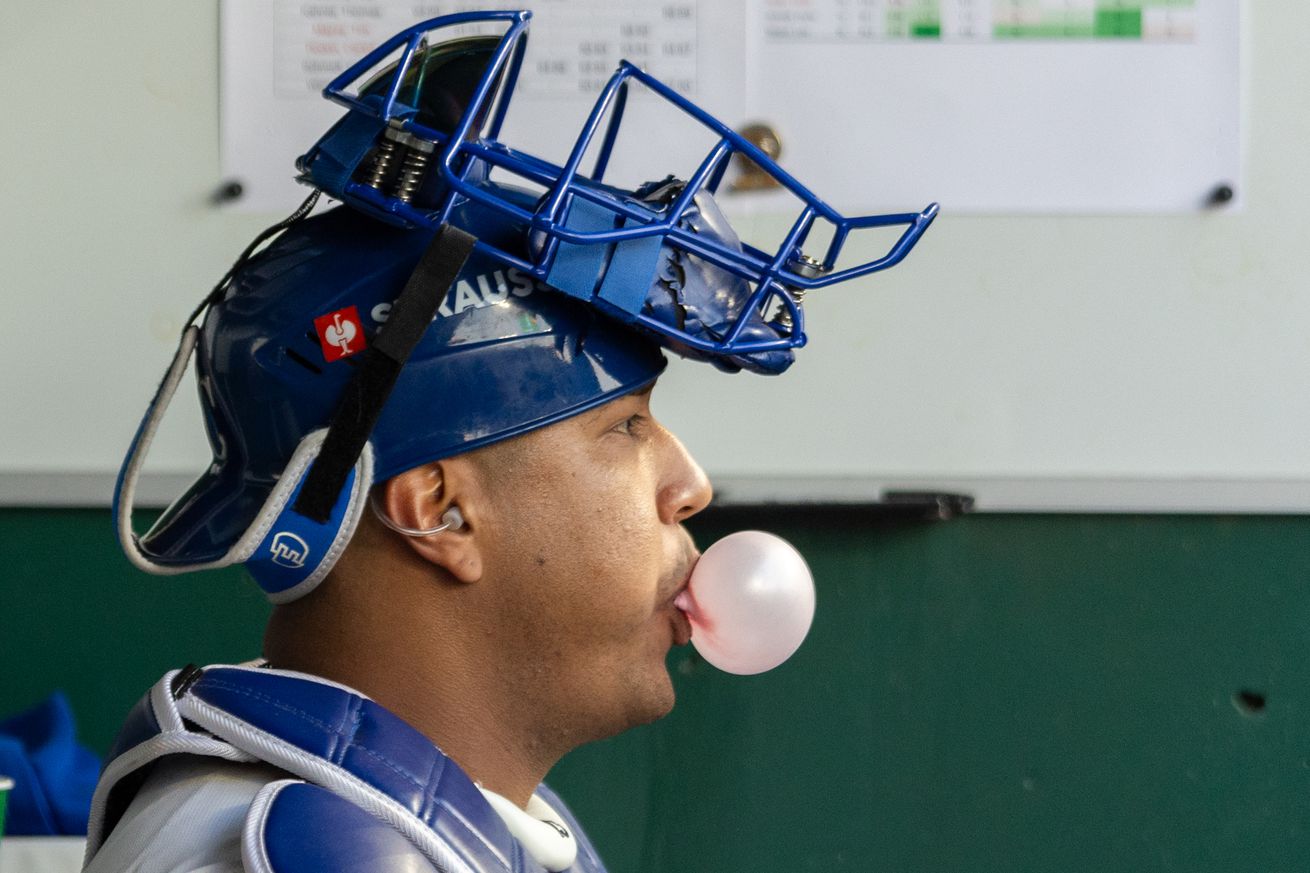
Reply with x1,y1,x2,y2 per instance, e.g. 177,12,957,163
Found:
243,780,440,873
187,666,520,869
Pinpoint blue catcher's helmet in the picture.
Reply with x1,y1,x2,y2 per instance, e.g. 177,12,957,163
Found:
115,10,937,602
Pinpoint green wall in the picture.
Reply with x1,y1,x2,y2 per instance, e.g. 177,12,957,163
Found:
4,508,1308,871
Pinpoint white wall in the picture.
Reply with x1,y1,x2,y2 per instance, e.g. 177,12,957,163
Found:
4,1,1304,510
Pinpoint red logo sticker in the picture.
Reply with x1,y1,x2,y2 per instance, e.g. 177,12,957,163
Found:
314,306,367,362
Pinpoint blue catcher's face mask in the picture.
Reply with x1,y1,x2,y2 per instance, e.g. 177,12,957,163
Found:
297,9,938,375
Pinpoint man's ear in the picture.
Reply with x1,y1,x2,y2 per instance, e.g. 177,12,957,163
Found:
376,460,483,584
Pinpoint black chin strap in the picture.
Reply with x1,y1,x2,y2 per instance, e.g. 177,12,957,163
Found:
293,224,478,523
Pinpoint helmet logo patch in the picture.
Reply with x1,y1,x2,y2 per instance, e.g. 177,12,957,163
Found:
314,306,367,362
269,531,310,569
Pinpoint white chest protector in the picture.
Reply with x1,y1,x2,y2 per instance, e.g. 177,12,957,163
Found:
83,665,609,873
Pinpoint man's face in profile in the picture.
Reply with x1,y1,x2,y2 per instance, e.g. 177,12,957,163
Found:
468,382,712,745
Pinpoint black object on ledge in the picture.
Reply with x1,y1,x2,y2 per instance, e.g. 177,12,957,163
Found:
702,491,975,526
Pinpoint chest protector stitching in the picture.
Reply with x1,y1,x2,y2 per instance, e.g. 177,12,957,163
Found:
84,665,607,873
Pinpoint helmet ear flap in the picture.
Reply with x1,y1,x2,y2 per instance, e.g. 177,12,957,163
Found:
115,340,372,601
243,432,375,604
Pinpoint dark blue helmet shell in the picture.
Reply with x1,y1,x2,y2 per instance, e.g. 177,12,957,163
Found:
136,204,665,569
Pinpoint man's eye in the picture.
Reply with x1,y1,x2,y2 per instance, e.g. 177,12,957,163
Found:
613,414,646,436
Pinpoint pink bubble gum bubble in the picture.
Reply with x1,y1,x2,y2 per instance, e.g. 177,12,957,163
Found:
674,530,815,675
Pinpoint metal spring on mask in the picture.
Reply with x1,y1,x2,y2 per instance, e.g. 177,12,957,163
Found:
364,139,400,190
774,287,806,329
774,255,822,329
394,149,430,203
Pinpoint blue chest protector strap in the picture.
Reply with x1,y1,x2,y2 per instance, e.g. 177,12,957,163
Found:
84,665,608,873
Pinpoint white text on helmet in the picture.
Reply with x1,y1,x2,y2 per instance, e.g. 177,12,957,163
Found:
369,268,543,326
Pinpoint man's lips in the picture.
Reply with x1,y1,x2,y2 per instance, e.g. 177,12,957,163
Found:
665,551,699,647
670,606,693,647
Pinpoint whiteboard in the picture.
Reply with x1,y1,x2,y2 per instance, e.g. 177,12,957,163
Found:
742,0,1241,213
221,0,1239,214
220,0,747,212
5,0,1304,513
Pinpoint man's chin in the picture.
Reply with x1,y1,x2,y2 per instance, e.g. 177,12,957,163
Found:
643,675,677,724
630,667,676,722
590,671,677,743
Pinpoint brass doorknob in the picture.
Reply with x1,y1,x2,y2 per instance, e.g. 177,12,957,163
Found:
730,122,783,193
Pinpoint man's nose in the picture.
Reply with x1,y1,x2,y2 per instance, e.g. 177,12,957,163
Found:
658,428,713,524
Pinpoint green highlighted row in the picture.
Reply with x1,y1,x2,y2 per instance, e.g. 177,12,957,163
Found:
991,8,1145,39
994,22,1096,37
879,2,1189,40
